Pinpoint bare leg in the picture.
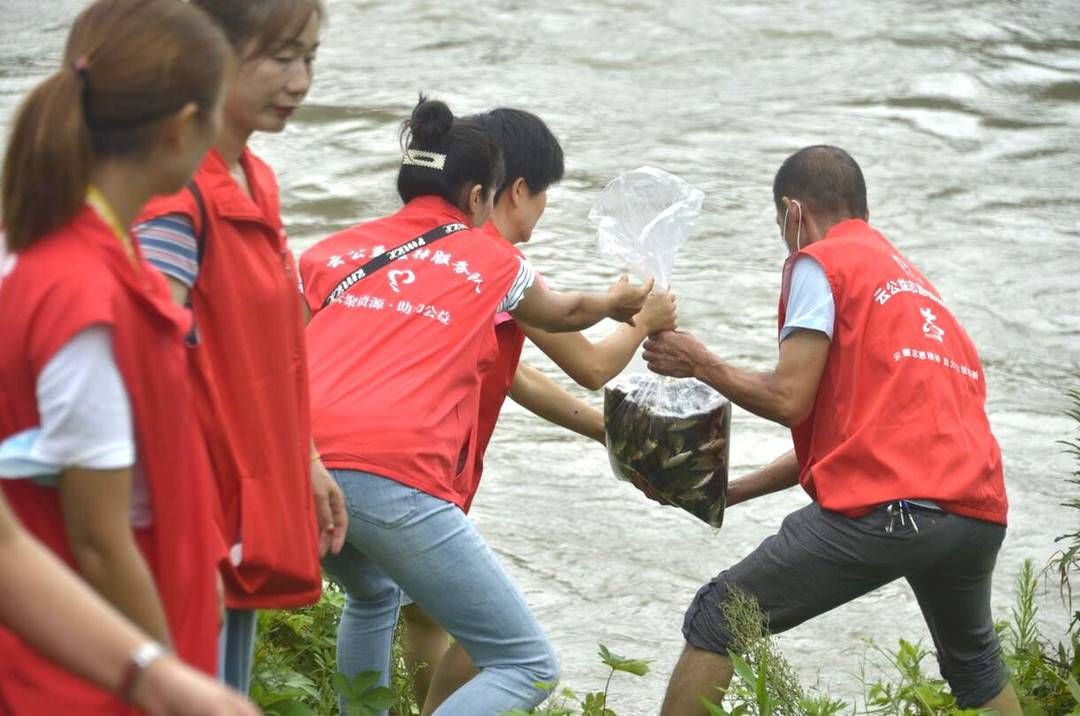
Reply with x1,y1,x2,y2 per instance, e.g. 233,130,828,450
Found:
660,643,733,715
978,683,1022,715
401,603,450,707
422,641,479,715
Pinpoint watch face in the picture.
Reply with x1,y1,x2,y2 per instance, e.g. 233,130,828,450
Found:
133,641,165,668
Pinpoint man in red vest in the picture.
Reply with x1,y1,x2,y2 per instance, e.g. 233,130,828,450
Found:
642,146,1019,715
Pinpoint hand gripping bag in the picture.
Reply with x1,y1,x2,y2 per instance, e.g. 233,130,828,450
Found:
590,167,731,527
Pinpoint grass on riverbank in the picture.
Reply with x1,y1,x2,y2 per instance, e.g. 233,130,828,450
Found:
249,386,1080,714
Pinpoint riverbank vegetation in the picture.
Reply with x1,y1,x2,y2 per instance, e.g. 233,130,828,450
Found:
249,386,1080,714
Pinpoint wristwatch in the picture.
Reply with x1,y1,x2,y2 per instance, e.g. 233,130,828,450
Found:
119,641,166,702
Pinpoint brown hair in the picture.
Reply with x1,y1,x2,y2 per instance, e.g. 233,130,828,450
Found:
1,0,228,251
191,0,325,59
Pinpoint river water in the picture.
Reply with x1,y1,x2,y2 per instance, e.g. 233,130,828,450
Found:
3,0,1079,711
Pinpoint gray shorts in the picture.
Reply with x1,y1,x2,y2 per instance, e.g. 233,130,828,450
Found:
683,501,1008,708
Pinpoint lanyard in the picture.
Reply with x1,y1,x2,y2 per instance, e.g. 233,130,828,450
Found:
86,186,136,264
321,221,468,308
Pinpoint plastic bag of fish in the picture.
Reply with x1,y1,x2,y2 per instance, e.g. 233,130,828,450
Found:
604,373,730,527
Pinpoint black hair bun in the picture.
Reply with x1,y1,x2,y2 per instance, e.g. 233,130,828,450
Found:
408,94,453,147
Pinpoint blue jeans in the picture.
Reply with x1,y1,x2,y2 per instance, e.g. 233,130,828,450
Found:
217,608,257,694
322,469,559,715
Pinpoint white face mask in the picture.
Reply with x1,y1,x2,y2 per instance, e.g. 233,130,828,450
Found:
781,199,803,255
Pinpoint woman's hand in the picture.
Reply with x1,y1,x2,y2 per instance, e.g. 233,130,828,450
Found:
636,290,677,334
311,458,348,557
132,655,259,715
606,276,654,325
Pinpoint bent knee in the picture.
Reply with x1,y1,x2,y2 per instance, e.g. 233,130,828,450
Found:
941,646,1010,708
536,641,561,685
516,636,560,687
682,577,741,656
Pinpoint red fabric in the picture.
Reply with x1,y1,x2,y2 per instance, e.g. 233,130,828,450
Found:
777,219,1007,524
462,222,530,512
301,196,527,508
0,207,221,711
139,148,321,609
465,319,525,512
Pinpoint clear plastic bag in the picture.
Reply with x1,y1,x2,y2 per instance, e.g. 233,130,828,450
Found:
590,167,730,528
604,376,730,527
589,166,704,289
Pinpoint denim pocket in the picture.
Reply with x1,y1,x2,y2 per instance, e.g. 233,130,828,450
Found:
332,469,421,529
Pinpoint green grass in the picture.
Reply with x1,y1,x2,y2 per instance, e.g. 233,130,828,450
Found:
247,384,1080,715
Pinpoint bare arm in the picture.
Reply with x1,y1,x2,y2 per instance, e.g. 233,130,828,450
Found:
163,276,190,307
521,291,678,391
726,450,800,507
58,467,172,646
509,363,606,444
643,329,831,428
511,275,652,333
0,495,257,714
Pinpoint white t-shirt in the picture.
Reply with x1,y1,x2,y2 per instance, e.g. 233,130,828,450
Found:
0,326,150,526
781,256,835,342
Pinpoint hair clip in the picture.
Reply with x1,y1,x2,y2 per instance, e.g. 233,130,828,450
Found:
71,55,90,82
402,149,446,171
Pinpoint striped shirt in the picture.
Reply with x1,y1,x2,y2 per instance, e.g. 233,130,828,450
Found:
496,256,536,314
134,214,199,288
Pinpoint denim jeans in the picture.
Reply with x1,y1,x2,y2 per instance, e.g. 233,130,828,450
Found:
322,469,559,715
217,608,257,694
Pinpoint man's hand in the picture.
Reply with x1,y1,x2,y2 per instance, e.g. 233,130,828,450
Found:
642,330,712,379
311,458,347,557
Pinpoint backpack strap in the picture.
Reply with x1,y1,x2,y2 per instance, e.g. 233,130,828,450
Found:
185,180,208,265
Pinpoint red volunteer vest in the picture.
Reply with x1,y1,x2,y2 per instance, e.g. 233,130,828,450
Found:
778,219,1007,524
466,316,525,512
301,196,526,508
139,148,321,609
0,207,221,711
464,221,527,512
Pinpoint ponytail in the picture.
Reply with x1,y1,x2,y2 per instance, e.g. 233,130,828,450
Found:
1,0,228,253
2,68,93,251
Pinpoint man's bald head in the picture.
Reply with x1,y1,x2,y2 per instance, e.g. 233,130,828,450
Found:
773,146,868,222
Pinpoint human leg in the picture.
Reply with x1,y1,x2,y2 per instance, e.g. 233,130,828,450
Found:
401,601,451,705
217,608,257,693
322,537,402,699
423,641,479,713
979,684,1022,715
327,470,557,715
670,503,918,714
660,643,733,715
904,512,1016,712
322,473,421,716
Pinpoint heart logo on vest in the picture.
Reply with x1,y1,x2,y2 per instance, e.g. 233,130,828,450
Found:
388,269,415,293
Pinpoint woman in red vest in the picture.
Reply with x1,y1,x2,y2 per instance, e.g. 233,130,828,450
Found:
301,97,653,715
409,107,679,710
134,0,343,692
0,493,255,714
0,0,229,711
